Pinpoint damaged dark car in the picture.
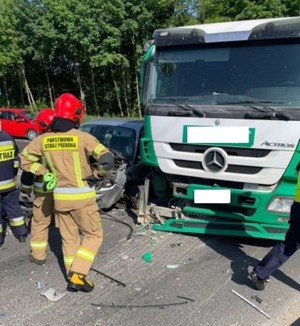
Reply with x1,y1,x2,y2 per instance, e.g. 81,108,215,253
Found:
19,118,148,220
78,118,147,210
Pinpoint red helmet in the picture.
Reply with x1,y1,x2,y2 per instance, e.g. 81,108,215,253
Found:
54,93,85,124
35,109,55,133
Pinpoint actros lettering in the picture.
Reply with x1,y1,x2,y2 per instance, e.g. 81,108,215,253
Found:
261,141,294,148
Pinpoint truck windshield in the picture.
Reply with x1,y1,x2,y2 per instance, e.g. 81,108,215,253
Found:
145,41,300,108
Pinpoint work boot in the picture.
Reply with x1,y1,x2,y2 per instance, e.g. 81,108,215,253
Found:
29,255,46,265
67,273,94,293
16,235,27,243
250,271,265,291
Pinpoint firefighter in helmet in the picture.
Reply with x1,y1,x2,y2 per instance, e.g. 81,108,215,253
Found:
20,108,55,264
20,93,114,292
0,121,28,246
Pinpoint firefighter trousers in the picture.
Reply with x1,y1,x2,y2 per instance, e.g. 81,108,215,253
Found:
255,201,300,280
30,193,54,261
55,201,103,276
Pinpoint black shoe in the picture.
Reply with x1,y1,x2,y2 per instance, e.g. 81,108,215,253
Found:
29,255,46,265
250,271,265,291
67,273,94,293
16,235,27,243
253,268,270,282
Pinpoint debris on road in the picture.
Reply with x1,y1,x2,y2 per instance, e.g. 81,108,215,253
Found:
169,243,183,248
40,288,67,302
91,297,191,309
91,267,126,287
166,264,179,269
35,281,47,290
142,251,152,262
0,311,7,318
231,289,270,319
251,295,263,304
176,295,195,302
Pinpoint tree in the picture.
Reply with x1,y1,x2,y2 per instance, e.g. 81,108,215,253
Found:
197,0,290,23
0,0,298,115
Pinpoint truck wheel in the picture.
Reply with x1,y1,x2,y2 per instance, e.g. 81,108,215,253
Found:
26,129,38,140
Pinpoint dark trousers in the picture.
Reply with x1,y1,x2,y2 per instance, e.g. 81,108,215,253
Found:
0,189,27,238
255,201,300,280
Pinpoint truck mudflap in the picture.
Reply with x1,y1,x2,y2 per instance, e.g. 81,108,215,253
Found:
137,179,288,241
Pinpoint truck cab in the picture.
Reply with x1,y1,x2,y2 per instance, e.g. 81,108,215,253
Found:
139,17,300,240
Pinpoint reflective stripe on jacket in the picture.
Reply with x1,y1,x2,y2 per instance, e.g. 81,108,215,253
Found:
0,132,19,193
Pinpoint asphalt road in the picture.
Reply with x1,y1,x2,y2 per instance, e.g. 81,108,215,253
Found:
1,138,299,326
1,210,300,326
16,138,28,153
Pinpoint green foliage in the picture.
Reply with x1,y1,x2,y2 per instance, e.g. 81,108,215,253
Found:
0,0,298,115
197,0,294,22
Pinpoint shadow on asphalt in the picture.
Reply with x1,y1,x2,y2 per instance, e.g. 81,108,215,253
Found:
200,235,300,292
290,317,300,326
47,225,65,279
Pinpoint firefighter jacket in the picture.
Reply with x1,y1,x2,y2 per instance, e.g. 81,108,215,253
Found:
0,131,19,193
19,128,113,211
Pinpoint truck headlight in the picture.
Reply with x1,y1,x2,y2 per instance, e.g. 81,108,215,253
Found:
267,197,293,213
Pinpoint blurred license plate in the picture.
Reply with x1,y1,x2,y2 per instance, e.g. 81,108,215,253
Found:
194,189,231,204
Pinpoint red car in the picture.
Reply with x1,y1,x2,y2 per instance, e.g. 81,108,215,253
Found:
0,108,41,140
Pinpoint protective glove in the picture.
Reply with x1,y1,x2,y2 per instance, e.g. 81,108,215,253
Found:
43,173,57,191
92,168,104,180
91,163,110,179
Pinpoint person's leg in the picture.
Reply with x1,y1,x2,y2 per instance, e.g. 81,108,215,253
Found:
69,202,103,275
0,196,6,246
67,202,103,292
30,194,54,263
251,201,300,289
2,189,27,241
55,210,80,275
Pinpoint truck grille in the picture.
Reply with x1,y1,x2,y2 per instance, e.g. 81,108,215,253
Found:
174,159,262,174
170,143,270,157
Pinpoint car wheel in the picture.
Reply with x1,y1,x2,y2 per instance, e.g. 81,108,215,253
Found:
26,129,38,140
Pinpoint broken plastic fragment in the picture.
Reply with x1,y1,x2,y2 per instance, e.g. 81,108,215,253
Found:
251,295,263,304
142,251,152,262
166,264,179,269
0,311,7,317
40,288,67,302
36,281,47,289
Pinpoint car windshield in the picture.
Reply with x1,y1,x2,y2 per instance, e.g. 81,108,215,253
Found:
80,124,136,160
22,111,36,120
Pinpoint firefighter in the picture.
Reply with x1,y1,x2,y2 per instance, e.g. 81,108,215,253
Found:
20,109,55,264
20,93,114,293
0,121,28,246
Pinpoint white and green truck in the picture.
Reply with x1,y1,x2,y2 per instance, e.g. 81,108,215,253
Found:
138,17,300,240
